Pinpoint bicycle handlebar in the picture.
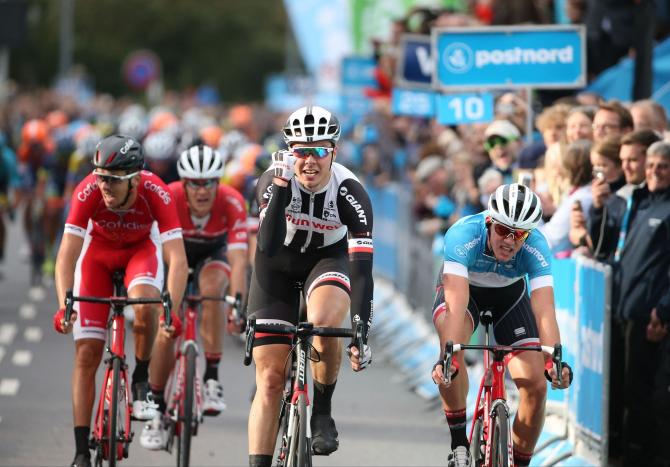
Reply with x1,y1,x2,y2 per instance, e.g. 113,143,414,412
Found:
243,318,364,366
64,289,172,327
442,341,565,387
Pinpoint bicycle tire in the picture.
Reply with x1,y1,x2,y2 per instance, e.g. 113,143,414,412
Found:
470,416,484,466
490,404,511,467
297,393,312,467
286,402,300,467
108,358,121,467
177,345,197,467
274,398,290,466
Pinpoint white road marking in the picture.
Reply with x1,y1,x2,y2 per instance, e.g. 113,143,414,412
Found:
0,346,4,364
0,324,17,345
12,350,32,366
24,327,42,342
19,304,37,320
0,379,20,396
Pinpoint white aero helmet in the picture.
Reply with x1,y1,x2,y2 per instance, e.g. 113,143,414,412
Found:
143,131,176,161
282,105,340,145
177,144,224,179
488,183,543,231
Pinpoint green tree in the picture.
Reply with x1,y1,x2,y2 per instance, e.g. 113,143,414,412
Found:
10,0,291,101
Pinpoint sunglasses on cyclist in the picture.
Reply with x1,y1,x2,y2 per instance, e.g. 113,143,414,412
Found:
292,147,334,159
94,170,139,185
184,179,218,189
492,221,530,242
484,136,513,151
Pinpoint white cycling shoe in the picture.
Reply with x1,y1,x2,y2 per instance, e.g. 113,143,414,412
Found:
202,379,227,415
447,445,472,467
140,414,168,451
131,382,159,421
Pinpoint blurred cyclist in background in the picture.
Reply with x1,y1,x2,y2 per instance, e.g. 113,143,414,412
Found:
140,144,248,450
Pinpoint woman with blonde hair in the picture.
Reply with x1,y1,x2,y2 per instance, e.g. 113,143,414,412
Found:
539,139,594,257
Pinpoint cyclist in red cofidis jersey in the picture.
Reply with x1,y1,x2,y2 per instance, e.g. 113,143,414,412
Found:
53,134,188,467
140,144,249,450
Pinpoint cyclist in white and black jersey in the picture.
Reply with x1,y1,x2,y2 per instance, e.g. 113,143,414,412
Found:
247,106,374,467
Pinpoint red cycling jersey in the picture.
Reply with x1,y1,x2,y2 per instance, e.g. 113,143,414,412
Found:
65,171,182,246
169,181,248,263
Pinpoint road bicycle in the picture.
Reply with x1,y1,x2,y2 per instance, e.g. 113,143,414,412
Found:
243,318,364,467
442,311,564,467
65,271,171,467
163,269,242,467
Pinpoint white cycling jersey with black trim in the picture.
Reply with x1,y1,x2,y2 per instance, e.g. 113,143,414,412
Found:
257,162,373,253
442,212,553,291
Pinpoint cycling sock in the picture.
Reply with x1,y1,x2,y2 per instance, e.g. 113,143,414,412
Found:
74,426,90,456
445,408,468,449
132,357,150,383
312,380,336,415
513,448,532,466
204,352,221,382
248,454,272,467
150,385,166,413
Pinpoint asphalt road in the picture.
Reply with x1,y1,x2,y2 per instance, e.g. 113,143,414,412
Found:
0,217,447,466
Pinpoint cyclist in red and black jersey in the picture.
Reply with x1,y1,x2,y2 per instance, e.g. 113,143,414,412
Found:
52,135,188,467
247,106,374,467
140,144,249,450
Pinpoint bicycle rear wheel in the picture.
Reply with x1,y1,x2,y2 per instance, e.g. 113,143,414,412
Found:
177,345,197,467
490,404,511,467
108,358,121,467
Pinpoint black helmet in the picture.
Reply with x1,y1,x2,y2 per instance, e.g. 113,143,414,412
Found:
92,134,144,171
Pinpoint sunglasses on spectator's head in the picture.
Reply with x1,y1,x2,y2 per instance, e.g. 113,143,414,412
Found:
94,170,139,185
184,179,218,189
484,136,512,151
292,147,333,159
492,221,530,242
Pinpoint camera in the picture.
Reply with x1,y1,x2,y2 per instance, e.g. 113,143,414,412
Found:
593,168,606,181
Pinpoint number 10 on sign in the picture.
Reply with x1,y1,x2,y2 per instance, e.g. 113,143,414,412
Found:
436,92,494,125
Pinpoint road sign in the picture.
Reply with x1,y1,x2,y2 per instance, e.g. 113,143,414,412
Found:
432,25,585,90
123,50,161,91
395,34,432,89
391,88,435,118
436,92,494,125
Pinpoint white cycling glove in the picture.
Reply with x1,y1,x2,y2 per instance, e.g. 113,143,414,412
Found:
347,343,372,371
271,150,296,182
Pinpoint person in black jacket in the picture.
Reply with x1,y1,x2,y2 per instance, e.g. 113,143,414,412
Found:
589,141,670,466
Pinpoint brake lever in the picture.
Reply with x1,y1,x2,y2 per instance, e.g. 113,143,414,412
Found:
64,290,74,323
161,292,172,328
243,318,256,366
444,341,454,385
553,344,563,389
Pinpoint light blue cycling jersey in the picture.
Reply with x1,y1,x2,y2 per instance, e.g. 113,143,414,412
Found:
442,212,553,291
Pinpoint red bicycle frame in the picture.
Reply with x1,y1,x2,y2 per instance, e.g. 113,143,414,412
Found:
65,272,171,466
94,310,132,462
443,311,562,467
166,298,204,430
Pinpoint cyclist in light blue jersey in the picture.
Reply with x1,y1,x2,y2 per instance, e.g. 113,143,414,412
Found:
430,183,573,467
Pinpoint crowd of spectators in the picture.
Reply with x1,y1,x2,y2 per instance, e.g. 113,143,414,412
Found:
343,2,670,466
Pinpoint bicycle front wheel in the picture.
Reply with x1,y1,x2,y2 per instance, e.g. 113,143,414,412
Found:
177,345,197,467
296,393,311,467
108,358,121,467
490,404,511,467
